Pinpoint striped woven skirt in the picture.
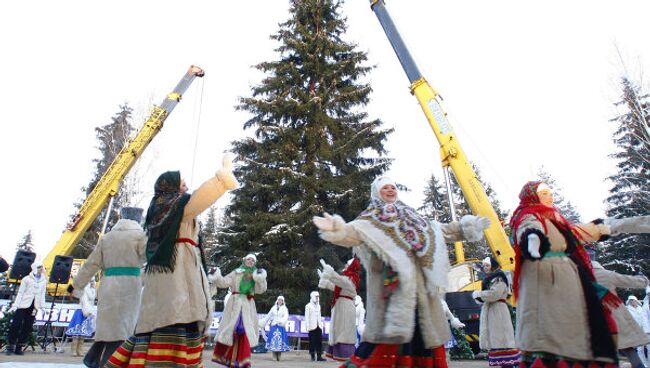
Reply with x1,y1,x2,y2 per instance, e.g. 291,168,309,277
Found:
519,351,619,368
488,348,520,367
212,312,252,367
105,322,204,368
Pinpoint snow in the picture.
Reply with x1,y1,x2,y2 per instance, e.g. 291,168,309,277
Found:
264,223,289,236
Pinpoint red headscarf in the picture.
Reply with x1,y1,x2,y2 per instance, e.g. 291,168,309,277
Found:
509,181,591,298
333,258,361,306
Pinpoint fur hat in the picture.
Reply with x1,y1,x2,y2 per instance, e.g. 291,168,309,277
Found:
370,176,397,202
482,256,498,270
120,207,144,223
310,291,319,303
244,253,257,263
628,295,638,302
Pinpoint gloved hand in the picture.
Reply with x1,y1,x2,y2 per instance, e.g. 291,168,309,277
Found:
472,290,484,303
8,306,17,314
450,317,466,329
460,215,491,242
528,233,541,259
319,259,335,275
313,213,347,242
216,152,239,190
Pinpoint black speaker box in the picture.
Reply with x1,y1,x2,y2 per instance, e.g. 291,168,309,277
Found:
9,250,36,281
49,255,73,284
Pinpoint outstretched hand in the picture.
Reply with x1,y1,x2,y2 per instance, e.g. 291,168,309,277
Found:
319,259,334,274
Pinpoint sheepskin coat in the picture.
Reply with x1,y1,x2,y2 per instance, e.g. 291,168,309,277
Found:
515,215,611,361
320,269,357,346
591,261,650,349
73,219,146,342
209,269,267,346
324,216,483,347
473,276,516,350
136,170,236,335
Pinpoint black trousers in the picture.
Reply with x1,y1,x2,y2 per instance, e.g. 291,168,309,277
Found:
83,341,123,368
7,302,35,345
308,327,323,354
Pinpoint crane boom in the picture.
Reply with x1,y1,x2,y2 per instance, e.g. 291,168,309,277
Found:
369,1,514,271
42,65,205,272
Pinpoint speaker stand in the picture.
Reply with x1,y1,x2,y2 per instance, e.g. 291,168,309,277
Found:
38,283,60,352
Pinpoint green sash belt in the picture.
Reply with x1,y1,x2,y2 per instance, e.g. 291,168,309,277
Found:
104,267,141,276
544,251,567,258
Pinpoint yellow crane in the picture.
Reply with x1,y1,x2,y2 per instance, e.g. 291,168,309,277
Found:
368,1,515,287
41,65,205,294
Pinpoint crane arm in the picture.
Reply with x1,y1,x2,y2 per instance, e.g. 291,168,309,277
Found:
42,65,205,272
369,1,514,270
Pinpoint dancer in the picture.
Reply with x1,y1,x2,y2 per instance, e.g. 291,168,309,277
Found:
472,256,519,367
318,258,360,361
305,291,325,361
5,262,47,355
210,253,268,367
313,176,490,368
106,155,239,367
510,180,650,367
66,279,96,357
68,206,146,368
628,296,650,367
260,295,291,361
591,253,649,368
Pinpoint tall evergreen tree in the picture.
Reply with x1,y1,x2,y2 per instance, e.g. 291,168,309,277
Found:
71,104,135,258
202,206,221,268
535,166,582,223
16,230,35,253
216,0,392,313
601,78,650,276
419,173,451,223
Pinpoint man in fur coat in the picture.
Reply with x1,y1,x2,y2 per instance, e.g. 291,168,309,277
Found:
69,207,146,368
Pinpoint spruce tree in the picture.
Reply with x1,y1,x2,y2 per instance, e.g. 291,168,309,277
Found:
601,78,650,276
535,166,582,223
216,0,392,314
15,230,35,253
71,104,135,258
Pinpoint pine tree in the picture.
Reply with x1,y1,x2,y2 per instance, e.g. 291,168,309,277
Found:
216,0,392,314
449,326,474,360
535,166,582,223
15,230,35,253
71,104,135,258
601,78,650,276
202,206,221,268
421,166,509,261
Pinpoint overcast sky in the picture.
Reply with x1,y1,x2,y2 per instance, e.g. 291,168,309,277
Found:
1,0,649,262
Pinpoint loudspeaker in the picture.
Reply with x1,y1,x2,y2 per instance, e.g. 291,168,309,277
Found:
9,250,36,281
49,255,73,284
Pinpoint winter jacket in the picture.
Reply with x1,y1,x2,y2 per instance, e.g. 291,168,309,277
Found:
209,269,267,346
515,215,614,361
73,218,146,342
628,303,650,333
136,169,237,335
262,304,289,328
319,268,357,346
592,261,650,349
473,276,516,350
304,302,323,332
12,272,47,310
322,217,484,347
79,284,96,317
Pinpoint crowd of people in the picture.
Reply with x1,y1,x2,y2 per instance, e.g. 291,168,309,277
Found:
2,156,650,368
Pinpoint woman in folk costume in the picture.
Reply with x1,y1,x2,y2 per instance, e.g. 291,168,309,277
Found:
313,176,490,368
260,295,290,361
510,181,650,368
210,253,267,367
472,257,519,367
318,257,362,361
590,251,650,368
66,279,97,357
106,155,239,368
